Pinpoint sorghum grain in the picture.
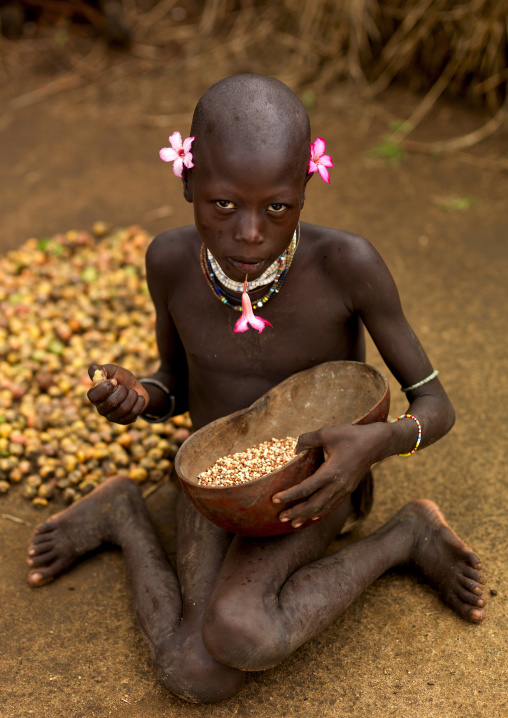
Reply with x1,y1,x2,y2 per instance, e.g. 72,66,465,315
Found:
197,437,297,486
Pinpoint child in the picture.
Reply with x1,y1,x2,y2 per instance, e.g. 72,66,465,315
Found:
26,74,486,704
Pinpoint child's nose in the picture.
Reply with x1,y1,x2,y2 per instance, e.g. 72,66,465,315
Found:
233,212,264,244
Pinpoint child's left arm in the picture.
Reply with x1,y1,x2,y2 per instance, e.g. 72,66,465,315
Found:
273,237,455,528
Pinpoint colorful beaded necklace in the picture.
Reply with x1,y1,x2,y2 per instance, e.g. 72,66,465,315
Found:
207,248,281,292
200,226,299,312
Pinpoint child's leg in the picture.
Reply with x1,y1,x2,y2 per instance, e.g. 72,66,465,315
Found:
202,500,486,672
153,490,246,702
26,477,244,703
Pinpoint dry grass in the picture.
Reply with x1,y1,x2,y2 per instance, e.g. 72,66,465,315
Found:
3,1,506,104
173,0,508,107
193,0,508,151
1,0,507,149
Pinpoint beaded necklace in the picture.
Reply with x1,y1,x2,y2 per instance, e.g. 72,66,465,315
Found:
207,228,297,293
200,226,299,312
207,248,280,291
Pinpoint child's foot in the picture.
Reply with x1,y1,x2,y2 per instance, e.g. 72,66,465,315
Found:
397,499,486,623
27,475,142,587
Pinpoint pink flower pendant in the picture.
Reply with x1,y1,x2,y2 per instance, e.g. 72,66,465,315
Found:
234,278,273,334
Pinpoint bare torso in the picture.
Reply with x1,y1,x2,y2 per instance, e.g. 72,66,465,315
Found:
148,222,367,429
25,76,485,707
27,217,485,709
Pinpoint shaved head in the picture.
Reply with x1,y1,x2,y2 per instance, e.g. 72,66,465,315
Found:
190,74,311,177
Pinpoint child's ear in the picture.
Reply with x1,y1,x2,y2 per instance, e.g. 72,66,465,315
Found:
301,171,313,208
182,168,193,203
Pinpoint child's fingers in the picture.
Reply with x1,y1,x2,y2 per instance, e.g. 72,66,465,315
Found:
88,363,133,385
278,487,335,527
295,428,325,454
95,385,130,416
87,380,118,404
88,364,102,381
103,388,144,422
88,363,115,382
272,464,333,504
111,394,146,425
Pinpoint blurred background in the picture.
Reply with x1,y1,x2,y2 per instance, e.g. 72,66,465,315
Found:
1,0,507,107
1,4,507,717
1,0,507,250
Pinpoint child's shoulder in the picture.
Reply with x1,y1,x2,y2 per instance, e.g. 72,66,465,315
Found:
302,222,382,276
146,225,200,275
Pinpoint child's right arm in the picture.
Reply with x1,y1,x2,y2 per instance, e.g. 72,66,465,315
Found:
87,363,150,424
87,232,188,424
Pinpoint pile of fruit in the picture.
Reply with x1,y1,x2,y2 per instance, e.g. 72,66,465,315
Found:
0,225,191,507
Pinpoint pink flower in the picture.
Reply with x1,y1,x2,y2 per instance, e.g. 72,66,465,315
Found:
234,279,273,334
308,137,334,183
159,132,195,177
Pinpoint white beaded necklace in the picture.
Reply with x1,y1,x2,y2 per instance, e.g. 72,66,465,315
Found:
206,229,297,293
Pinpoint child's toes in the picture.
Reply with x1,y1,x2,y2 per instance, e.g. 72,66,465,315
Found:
33,520,58,536
445,592,474,620
27,539,55,557
28,536,57,557
468,606,486,623
31,531,57,545
463,551,482,571
458,574,484,595
28,549,58,567
27,556,69,586
446,591,485,622
28,539,54,556
456,584,485,608
28,569,55,587
461,565,485,584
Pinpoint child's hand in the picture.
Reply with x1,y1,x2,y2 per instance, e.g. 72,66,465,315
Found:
272,423,387,528
87,364,149,425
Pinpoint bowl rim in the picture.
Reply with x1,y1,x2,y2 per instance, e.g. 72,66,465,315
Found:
176,360,389,491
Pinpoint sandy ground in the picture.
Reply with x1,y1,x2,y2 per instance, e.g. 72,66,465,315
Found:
1,44,507,718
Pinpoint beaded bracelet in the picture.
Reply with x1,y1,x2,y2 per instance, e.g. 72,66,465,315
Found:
139,378,175,423
401,369,439,393
394,414,422,456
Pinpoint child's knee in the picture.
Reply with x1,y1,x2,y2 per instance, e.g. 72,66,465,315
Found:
202,594,286,671
154,631,245,703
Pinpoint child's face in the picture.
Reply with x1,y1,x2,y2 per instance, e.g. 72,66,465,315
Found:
186,139,308,282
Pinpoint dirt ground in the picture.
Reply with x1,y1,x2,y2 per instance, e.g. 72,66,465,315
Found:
1,34,507,718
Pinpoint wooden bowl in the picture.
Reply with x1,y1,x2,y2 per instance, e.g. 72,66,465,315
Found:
175,361,389,537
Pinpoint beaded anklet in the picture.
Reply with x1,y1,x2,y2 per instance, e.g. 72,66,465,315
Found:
394,413,422,456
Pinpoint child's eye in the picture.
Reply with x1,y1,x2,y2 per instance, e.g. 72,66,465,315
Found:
267,203,287,213
215,200,235,209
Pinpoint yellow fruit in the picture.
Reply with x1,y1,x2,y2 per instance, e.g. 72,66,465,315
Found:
92,369,107,386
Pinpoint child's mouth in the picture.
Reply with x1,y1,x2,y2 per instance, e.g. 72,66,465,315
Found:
227,257,267,275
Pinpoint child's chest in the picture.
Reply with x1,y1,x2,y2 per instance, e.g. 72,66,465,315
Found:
170,267,363,380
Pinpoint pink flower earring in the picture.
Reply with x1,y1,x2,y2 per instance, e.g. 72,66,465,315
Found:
308,137,333,183
160,132,195,177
